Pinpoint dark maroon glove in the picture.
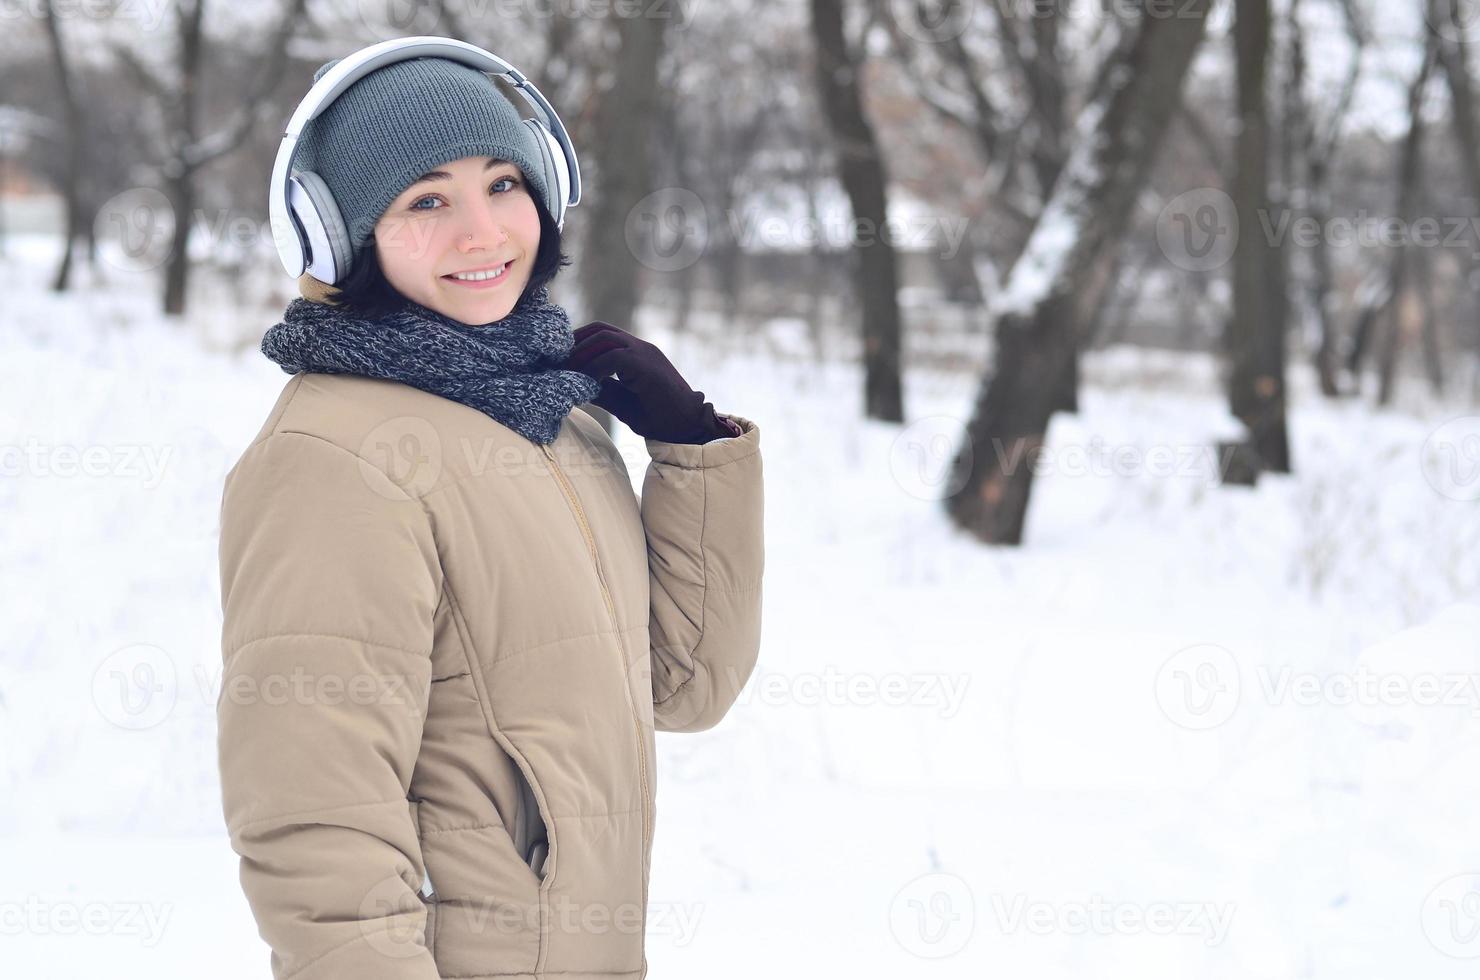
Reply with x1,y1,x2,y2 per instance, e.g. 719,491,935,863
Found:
563,321,733,444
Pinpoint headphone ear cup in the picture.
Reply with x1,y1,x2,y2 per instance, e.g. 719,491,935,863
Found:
524,119,568,230
288,170,354,284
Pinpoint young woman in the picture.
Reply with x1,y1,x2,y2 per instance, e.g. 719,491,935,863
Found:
217,40,763,980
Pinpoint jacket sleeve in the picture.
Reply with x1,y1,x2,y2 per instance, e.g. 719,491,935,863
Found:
216,432,443,980
641,413,764,733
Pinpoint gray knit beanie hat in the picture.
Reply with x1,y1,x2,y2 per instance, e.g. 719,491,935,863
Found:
295,56,553,269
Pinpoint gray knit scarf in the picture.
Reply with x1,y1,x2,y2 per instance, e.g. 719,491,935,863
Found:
260,283,601,445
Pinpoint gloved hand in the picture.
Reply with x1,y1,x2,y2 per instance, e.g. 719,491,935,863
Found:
563,321,732,444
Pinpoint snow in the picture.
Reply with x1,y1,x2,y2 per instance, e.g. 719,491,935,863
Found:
5,233,1480,978
990,87,1110,320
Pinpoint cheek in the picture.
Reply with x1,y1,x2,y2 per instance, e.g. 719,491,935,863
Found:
512,198,542,245
375,216,444,278
373,220,413,282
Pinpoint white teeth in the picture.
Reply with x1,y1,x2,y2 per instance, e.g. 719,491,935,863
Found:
449,262,508,282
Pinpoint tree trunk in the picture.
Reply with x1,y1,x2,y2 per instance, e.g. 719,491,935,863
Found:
944,1,1214,545
1375,39,1437,405
163,176,195,315
1415,247,1444,395
1308,150,1342,396
160,0,204,316
112,0,302,314
654,62,696,339
42,0,84,293
810,0,904,421
1344,269,1393,381
578,13,669,327
1224,0,1290,481
1430,0,1480,384
1283,0,1340,397
1433,0,1480,199
577,11,671,433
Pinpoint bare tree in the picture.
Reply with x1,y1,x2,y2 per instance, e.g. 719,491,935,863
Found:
1429,0,1480,391
874,3,1138,416
578,10,673,320
1340,33,1438,406
572,8,674,434
654,0,794,333
1414,230,1445,395
40,0,84,292
1377,37,1438,405
810,0,904,421
114,0,305,315
874,0,1088,290
1223,0,1290,480
1432,0,1480,200
1299,0,1368,397
944,0,1215,545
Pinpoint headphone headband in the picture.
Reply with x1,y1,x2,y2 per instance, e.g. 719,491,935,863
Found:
268,36,582,279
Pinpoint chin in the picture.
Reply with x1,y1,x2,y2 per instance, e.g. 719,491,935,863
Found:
425,268,535,324
448,300,517,327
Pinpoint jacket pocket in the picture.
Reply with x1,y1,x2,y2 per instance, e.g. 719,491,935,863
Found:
409,799,435,899
409,799,438,954
510,762,552,882
423,898,437,956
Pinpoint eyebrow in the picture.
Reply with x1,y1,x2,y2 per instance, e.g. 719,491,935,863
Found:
406,157,513,187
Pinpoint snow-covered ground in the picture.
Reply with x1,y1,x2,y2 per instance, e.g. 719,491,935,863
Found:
4,233,1480,978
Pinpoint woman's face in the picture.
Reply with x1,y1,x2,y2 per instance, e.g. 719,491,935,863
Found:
373,155,540,326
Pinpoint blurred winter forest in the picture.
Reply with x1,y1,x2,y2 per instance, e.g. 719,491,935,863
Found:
7,0,1480,542
7,2,1480,977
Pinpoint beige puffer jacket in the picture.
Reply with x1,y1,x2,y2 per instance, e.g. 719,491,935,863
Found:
216,370,764,980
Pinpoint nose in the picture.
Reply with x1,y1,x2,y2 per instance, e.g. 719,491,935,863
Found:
455,202,509,253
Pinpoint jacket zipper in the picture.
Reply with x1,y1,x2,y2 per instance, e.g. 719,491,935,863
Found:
539,441,652,913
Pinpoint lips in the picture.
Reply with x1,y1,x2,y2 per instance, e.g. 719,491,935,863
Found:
442,260,513,287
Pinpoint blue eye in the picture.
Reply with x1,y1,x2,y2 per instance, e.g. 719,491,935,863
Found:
409,176,521,212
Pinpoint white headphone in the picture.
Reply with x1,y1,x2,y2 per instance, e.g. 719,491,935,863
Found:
268,35,583,284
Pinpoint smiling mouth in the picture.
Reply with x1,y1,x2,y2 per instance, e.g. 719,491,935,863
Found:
442,260,513,286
